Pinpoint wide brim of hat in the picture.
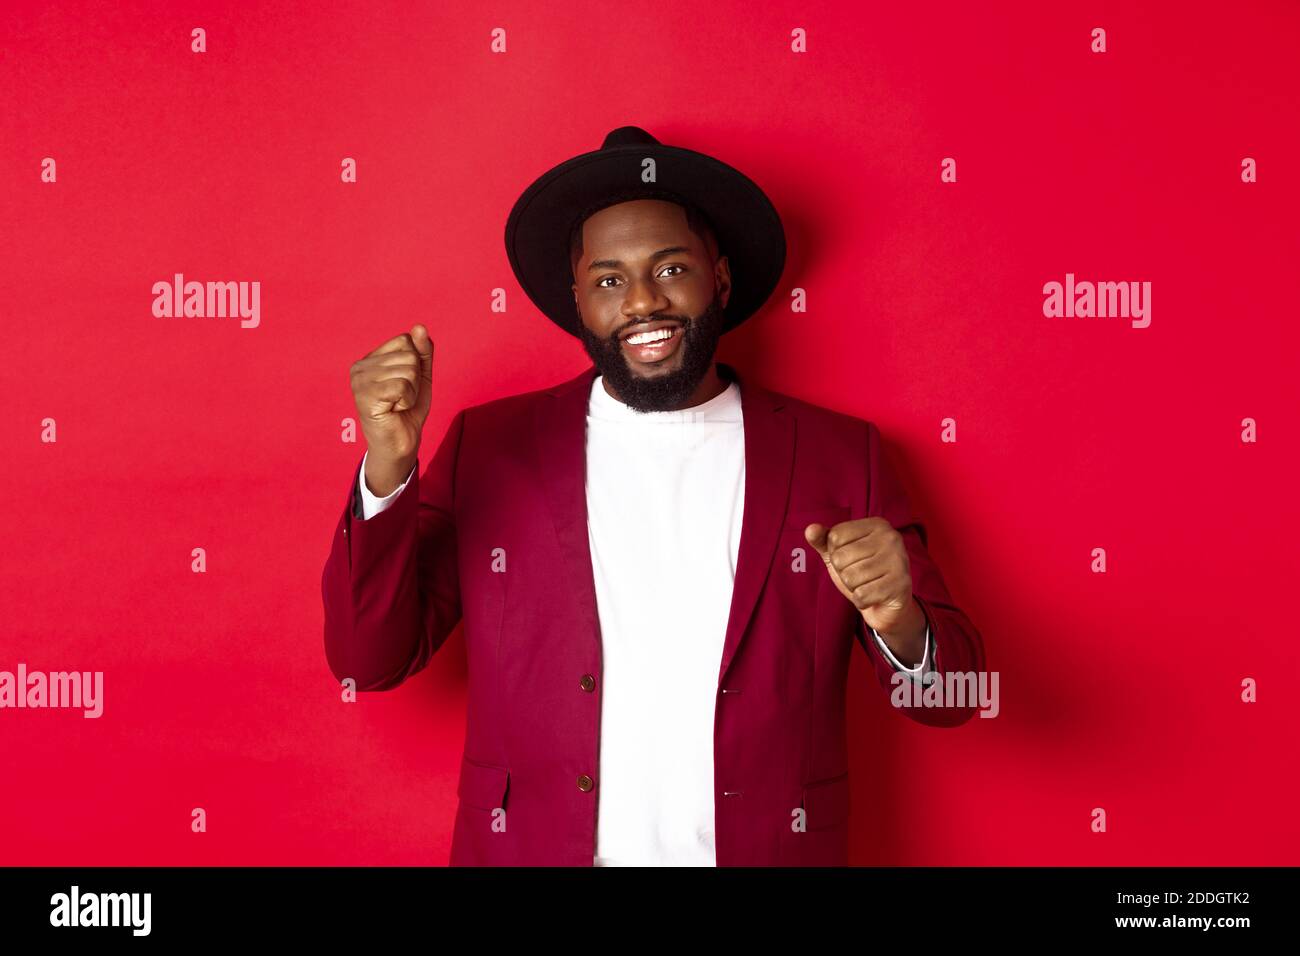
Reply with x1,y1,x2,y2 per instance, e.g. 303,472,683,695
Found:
505,141,786,337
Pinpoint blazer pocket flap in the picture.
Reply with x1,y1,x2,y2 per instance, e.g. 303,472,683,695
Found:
784,506,851,531
458,756,510,811
802,772,850,830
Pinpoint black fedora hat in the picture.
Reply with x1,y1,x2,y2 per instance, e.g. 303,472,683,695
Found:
504,125,786,338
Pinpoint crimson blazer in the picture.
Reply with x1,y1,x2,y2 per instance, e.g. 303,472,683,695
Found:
321,361,985,866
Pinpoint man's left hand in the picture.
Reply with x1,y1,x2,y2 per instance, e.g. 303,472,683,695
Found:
805,517,927,664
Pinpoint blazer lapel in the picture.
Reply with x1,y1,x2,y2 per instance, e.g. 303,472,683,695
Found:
530,362,796,686
715,362,795,685
532,365,604,654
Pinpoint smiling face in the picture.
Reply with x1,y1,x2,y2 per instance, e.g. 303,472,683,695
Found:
570,198,732,412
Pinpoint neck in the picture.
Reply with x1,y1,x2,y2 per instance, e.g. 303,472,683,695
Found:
602,362,728,411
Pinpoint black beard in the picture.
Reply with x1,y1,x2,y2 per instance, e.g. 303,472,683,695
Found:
576,296,726,413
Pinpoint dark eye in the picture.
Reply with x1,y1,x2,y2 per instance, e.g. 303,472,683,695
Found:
659,265,684,277
596,276,620,288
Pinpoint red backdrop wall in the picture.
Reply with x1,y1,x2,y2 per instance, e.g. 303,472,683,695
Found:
3,0,1296,865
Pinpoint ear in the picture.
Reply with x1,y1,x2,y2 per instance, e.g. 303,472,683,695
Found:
715,254,732,310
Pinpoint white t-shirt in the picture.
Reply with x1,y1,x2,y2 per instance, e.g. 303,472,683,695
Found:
582,374,747,865
356,373,931,866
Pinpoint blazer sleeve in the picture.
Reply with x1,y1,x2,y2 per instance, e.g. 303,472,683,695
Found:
854,420,987,727
321,409,466,691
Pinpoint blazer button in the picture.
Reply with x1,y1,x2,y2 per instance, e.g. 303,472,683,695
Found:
579,674,596,692
577,774,594,792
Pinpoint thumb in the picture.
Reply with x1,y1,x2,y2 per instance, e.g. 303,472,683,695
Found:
805,523,855,603
804,522,832,559
410,324,434,412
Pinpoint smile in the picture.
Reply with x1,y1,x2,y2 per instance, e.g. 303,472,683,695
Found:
621,324,682,364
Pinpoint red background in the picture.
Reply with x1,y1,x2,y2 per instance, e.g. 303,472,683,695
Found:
3,1,1297,865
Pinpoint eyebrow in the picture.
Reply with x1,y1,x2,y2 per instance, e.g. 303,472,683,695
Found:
586,246,693,273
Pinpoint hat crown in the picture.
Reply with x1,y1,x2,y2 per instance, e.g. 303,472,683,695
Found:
600,126,661,150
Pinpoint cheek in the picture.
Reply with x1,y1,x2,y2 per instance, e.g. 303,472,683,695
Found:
576,311,616,342
578,303,618,337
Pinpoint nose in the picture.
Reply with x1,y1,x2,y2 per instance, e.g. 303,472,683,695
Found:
620,275,671,319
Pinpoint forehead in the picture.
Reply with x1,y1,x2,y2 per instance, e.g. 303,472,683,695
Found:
580,199,699,252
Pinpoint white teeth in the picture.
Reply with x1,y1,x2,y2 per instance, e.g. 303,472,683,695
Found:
626,327,675,345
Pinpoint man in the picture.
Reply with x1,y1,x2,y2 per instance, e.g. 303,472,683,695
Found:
321,126,986,866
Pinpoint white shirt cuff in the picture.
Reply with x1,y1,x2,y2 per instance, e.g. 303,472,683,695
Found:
871,624,934,683
357,449,416,519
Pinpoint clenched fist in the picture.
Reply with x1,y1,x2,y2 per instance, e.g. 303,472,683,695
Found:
805,517,927,664
349,324,434,496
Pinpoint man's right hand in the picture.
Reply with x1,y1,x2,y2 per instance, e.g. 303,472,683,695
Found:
349,324,434,497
